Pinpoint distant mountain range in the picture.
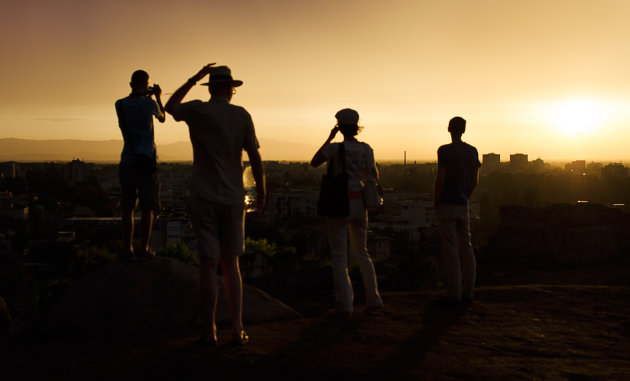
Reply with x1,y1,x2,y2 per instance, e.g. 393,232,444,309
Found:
0,138,317,162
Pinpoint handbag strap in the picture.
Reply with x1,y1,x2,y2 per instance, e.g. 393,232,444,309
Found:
327,142,346,176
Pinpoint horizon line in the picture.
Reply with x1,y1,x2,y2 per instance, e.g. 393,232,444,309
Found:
1,137,629,164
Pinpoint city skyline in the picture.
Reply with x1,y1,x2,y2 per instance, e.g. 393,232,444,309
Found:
4,136,630,164
2,1,630,161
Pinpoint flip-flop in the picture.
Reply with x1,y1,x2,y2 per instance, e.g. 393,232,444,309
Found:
230,330,249,346
197,334,218,346
120,250,136,262
137,249,155,261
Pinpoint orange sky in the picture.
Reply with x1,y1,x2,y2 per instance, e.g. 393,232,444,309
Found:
1,0,630,162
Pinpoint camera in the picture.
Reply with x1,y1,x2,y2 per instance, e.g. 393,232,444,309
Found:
146,86,154,96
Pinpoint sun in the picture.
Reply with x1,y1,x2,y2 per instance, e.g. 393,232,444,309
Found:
547,98,609,136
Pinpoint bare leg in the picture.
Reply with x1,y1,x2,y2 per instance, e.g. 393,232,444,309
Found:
140,210,154,253
199,258,219,343
220,255,244,339
122,207,135,254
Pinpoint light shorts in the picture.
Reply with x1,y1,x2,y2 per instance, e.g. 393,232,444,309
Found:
190,196,245,260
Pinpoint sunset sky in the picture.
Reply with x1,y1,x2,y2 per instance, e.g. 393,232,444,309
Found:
1,0,630,162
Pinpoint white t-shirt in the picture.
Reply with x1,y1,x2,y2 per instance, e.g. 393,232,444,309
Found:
323,141,376,192
169,99,259,205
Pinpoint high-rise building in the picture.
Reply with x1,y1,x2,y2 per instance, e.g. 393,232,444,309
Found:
483,153,500,164
531,158,545,172
64,159,92,184
602,163,628,178
565,160,586,174
510,153,528,171
482,153,501,173
586,162,602,176
0,162,16,179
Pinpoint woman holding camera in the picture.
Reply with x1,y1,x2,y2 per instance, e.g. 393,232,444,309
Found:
311,108,384,319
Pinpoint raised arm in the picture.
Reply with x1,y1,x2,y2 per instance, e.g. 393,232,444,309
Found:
310,126,339,167
165,63,215,115
152,84,166,123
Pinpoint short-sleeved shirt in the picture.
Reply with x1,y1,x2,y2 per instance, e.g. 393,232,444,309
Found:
323,141,376,192
437,141,481,205
169,99,259,205
115,96,164,164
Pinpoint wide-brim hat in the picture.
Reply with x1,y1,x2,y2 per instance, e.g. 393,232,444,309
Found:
201,65,243,87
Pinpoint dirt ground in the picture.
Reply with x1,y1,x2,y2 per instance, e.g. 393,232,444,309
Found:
3,268,630,381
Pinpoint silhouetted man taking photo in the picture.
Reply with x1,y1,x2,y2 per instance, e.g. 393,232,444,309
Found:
115,70,165,261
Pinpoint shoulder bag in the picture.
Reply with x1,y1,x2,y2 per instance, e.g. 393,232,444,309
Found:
362,144,383,210
317,143,349,217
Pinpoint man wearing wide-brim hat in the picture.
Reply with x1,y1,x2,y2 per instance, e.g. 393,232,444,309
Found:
165,64,266,346
199,65,243,87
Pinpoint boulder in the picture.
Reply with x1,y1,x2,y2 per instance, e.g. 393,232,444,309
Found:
40,257,300,337
0,296,11,337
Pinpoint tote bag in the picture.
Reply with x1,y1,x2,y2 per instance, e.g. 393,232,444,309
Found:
317,143,349,217
362,143,383,210
362,178,383,210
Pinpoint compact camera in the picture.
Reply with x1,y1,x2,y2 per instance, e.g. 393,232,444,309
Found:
146,86,155,96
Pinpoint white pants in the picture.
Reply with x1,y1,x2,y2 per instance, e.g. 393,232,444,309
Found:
326,198,383,312
437,203,477,301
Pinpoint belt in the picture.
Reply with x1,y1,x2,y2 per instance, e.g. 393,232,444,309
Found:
348,190,362,200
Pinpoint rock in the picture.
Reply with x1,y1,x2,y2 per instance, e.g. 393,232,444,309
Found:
488,203,630,265
39,257,300,337
0,296,11,337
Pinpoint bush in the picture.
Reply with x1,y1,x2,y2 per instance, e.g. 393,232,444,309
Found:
157,241,198,265
69,245,117,280
38,277,73,310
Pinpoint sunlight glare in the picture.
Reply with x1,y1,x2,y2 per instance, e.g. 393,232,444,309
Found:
547,98,610,137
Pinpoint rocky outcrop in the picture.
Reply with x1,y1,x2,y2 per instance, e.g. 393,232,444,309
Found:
487,203,630,265
0,296,11,337
39,257,300,337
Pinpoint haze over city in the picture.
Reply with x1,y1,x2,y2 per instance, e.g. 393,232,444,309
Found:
2,0,630,161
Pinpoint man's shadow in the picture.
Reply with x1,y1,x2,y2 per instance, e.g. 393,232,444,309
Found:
271,316,360,362
372,303,467,377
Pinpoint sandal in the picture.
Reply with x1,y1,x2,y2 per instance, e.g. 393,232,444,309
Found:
120,249,136,262
230,330,249,346
363,304,384,314
137,248,155,261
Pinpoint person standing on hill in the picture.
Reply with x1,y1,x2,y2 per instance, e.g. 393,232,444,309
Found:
433,116,480,307
115,69,165,261
311,108,384,320
166,63,265,346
